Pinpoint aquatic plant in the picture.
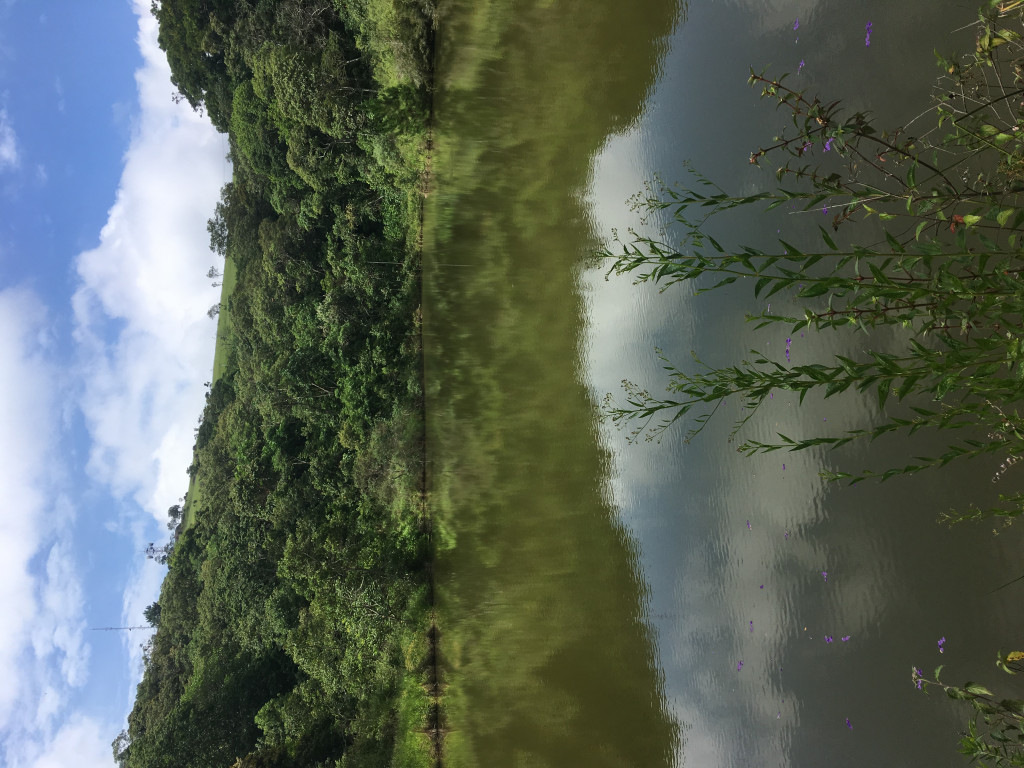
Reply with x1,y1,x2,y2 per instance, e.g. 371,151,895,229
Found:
602,0,1024,522
913,653,1024,766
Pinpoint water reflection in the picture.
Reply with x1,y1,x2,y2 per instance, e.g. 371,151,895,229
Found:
585,2,1024,766
424,0,684,765
427,0,1024,765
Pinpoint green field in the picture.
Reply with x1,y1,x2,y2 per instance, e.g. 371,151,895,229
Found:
181,255,237,531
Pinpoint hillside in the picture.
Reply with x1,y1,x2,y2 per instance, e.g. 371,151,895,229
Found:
112,1,437,766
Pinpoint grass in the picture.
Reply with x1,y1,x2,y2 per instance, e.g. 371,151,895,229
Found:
391,586,438,768
182,256,237,531
210,255,238,384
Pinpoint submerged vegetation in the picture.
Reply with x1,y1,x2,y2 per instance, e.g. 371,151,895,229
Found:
603,1,1024,763
113,1,437,767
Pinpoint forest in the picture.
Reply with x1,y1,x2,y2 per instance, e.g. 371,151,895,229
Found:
111,1,437,766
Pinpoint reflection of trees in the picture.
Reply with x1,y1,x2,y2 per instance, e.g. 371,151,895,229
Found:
425,0,685,764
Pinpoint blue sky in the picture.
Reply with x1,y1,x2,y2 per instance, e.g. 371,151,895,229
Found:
0,2,228,765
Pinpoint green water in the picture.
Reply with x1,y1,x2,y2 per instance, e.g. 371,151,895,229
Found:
422,0,682,765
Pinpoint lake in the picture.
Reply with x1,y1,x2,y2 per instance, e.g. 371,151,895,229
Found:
422,1,1024,765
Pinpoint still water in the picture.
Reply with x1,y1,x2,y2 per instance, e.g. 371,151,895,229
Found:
422,1,1024,766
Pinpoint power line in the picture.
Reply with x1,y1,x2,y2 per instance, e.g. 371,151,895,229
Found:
89,626,151,632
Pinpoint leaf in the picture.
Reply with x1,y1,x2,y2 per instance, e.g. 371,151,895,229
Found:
819,226,838,251
997,208,1016,227
962,214,983,228
779,240,804,257
915,221,928,241
884,229,905,254
877,383,890,411
999,699,1024,714
798,282,831,298
965,683,994,697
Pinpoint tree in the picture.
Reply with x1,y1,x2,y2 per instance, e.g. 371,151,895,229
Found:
144,601,162,628
166,503,184,531
111,729,130,768
151,0,237,131
145,542,173,565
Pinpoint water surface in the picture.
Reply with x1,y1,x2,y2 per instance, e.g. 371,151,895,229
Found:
424,2,1024,765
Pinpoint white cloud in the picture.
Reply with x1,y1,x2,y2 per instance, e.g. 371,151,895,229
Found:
120,560,162,690
0,288,56,727
33,532,89,689
68,0,228,725
0,289,97,768
14,714,113,768
73,1,230,523
0,108,18,168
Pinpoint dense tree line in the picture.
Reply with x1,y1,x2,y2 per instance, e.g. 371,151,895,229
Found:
114,1,435,766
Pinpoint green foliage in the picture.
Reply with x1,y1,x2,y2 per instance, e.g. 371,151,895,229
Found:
914,655,1024,766
151,0,238,131
602,0,1024,520
120,1,435,767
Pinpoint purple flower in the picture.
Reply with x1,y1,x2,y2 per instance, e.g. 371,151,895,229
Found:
797,58,805,74
760,584,765,589
747,520,752,530
865,21,872,46
793,18,800,31
938,636,946,653
782,463,786,470
846,717,853,730
822,571,828,582
841,635,851,642
824,137,834,152
825,635,833,644
913,667,924,689
737,660,744,671
749,621,754,632
784,530,790,540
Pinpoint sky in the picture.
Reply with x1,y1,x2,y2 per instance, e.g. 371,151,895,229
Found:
0,2,229,766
